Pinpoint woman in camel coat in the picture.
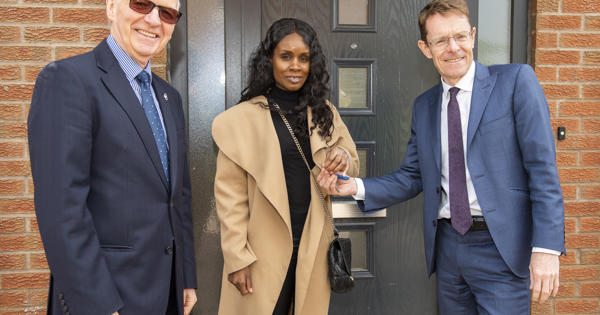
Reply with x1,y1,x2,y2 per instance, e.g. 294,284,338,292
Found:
212,18,359,315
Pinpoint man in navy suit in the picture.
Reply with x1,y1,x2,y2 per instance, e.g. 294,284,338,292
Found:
28,0,197,314
319,0,565,313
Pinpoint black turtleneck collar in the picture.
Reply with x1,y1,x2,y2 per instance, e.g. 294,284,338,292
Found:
267,85,301,111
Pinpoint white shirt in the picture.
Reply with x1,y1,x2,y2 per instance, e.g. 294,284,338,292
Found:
353,61,558,255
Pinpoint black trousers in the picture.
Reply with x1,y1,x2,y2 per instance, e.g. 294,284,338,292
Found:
165,255,178,315
273,256,298,315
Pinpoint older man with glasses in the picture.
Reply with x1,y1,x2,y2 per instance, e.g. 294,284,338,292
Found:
28,0,197,314
319,0,565,313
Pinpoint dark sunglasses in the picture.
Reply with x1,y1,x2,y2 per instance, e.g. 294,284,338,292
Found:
129,0,182,25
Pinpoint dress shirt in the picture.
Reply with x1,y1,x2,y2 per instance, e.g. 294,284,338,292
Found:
353,61,559,255
106,35,168,141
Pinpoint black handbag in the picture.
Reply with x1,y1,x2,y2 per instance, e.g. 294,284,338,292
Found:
272,103,355,294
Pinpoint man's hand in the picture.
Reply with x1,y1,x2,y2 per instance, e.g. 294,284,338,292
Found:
317,168,357,196
228,266,253,295
183,288,197,315
112,313,119,315
530,252,560,304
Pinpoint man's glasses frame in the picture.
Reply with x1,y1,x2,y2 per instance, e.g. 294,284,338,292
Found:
129,0,183,25
427,29,473,51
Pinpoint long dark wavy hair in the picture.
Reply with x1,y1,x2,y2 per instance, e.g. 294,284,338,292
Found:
240,18,333,141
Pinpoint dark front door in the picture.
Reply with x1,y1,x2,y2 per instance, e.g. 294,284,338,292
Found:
179,0,479,314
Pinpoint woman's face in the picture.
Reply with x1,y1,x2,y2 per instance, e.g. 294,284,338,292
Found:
270,32,310,92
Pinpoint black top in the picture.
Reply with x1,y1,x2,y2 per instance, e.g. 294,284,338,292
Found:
267,86,315,254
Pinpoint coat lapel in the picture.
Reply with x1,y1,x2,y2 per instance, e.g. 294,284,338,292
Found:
153,78,178,193
95,40,169,190
467,62,497,149
427,84,443,173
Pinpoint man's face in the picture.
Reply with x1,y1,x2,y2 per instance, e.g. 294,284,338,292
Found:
418,13,475,86
107,0,178,67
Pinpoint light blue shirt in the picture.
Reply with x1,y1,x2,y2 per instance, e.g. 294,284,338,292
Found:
106,35,168,139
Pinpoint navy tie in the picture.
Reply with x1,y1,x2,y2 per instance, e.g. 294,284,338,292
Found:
136,71,169,182
448,87,471,235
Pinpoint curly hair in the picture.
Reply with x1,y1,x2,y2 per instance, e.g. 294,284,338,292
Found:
240,18,333,141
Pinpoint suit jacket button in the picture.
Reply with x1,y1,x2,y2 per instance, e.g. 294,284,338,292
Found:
165,246,173,255
432,220,437,227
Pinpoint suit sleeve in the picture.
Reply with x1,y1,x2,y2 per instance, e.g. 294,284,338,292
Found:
27,62,124,314
513,65,565,253
360,100,423,211
214,150,257,274
176,91,198,289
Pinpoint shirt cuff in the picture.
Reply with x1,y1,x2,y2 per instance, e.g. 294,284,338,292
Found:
532,247,561,256
352,178,365,200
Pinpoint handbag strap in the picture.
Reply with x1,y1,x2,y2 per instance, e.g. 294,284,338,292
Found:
272,103,339,237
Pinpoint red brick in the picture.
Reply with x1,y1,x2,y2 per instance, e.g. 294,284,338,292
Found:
29,288,47,306
0,199,34,214
535,66,557,82
0,104,24,121
0,254,26,270
0,46,50,62
561,266,600,280
582,249,600,264
581,218,600,232
565,234,600,248
0,66,20,80
0,122,27,138
557,152,578,166
27,178,34,195
83,0,106,3
586,16,600,30
0,26,20,42
557,135,600,150
152,66,167,81
582,118,600,132
583,51,600,65
559,167,600,182
542,84,580,98
536,50,580,65
534,32,558,48
561,185,577,200
559,248,578,263
559,67,600,82
0,290,27,307
583,85,600,98
24,66,44,82
83,27,110,43
565,201,600,216
581,185,600,199
0,161,30,176
557,281,577,297
29,217,38,232
561,33,600,48
23,0,77,3
0,84,34,101
536,0,559,12
29,253,48,270
563,0,600,13
55,46,94,60
551,118,580,133
532,301,553,314
24,26,80,43
0,234,43,252
0,217,26,233
555,299,599,313
582,152,600,166
0,141,25,158
0,7,49,22
537,15,582,30
1,272,49,289
0,179,25,195
53,8,107,24
150,49,167,65
581,282,600,297
560,101,600,116
549,100,558,117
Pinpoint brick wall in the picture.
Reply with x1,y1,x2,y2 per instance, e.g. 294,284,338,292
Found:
0,0,167,313
532,0,600,314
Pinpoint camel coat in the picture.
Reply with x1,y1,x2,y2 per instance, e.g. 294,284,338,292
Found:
212,96,359,315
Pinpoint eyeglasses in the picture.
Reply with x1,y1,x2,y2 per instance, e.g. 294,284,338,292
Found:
428,30,472,51
129,0,182,25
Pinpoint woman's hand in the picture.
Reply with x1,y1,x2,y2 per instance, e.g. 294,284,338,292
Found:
322,146,349,175
228,266,253,295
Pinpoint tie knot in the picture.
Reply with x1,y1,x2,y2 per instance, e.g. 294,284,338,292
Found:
449,87,460,98
136,71,151,86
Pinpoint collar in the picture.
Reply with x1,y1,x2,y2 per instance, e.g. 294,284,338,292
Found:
106,34,152,83
441,60,475,95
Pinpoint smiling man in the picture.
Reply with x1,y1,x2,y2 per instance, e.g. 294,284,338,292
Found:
27,0,197,314
318,0,565,313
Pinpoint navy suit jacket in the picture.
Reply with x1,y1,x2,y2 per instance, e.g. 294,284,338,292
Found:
360,62,565,278
28,39,197,315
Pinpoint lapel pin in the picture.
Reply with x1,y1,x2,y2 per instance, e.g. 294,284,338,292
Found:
163,93,168,101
